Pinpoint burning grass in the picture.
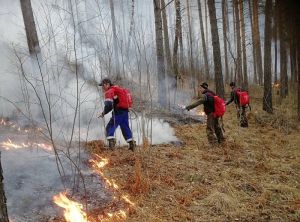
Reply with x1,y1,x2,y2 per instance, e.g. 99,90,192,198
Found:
82,94,300,221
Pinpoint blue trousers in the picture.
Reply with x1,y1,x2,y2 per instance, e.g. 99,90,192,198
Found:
106,111,133,142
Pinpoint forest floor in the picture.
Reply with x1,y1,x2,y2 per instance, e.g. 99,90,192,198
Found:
86,90,300,222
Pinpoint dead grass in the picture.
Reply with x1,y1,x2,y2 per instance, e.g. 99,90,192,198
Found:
85,90,300,222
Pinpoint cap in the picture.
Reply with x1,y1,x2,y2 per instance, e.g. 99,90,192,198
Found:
99,78,112,86
229,82,236,87
200,82,208,89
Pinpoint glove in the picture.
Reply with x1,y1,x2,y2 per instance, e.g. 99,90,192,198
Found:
185,106,190,111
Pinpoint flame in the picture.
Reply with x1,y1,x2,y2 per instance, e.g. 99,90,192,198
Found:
0,139,52,151
53,192,89,222
53,154,133,221
197,110,206,116
0,118,43,133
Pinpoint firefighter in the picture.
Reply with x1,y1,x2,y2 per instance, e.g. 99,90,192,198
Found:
185,82,225,145
226,82,248,127
99,78,135,151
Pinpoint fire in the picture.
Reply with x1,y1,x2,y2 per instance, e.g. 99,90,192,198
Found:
0,139,52,151
0,118,43,133
53,192,89,222
54,154,133,221
197,110,206,116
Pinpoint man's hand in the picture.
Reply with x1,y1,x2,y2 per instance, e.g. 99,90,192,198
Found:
97,112,104,118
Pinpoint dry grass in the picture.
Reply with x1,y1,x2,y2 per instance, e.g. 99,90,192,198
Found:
86,89,300,222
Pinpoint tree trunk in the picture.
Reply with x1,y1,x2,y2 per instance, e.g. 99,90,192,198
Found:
126,0,135,55
161,0,172,74
186,0,195,92
222,0,229,83
197,0,210,80
207,0,225,98
263,0,273,113
109,0,120,79
20,0,40,54
249,0,257,84
239,0,248,90
278,0,288,98
234,0,242,87
173,0,182,88
273,0,278,83
0,152,9,222
298,41,300,121
253,0,263,85
153,0,167,107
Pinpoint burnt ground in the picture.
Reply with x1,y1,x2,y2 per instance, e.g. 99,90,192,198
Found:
0,124,112,222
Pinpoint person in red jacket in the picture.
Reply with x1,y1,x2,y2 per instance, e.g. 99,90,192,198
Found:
185,82,225,145
99,78,135,151
226,82,248,127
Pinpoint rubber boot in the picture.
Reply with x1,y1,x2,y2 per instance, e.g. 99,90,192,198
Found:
128,140,136,151
108,139,116,149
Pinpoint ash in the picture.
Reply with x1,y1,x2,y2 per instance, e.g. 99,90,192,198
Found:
0,125,111,222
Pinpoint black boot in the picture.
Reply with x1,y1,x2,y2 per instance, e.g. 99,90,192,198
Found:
128,140,136,151
108,139,115,149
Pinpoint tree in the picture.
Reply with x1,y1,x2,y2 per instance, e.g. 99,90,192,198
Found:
273,0,278,84
253,0,263,85
263,0,273,113
197,0,210,80
233,0,242,86
0,153,9,222
161,0,172,75
248,0,258,83
221,0,229,83
239,0,248,90
109,0,120,79
153,0,167,107
278,0,288,98
173,0,183,88
20,0,40,54
207,0,225,98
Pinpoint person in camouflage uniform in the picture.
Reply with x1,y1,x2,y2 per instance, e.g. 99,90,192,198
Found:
185,82,225,145
225,82,248,127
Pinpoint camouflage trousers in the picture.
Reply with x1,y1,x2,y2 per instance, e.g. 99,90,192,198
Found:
206,113,225,144
237,106,248,127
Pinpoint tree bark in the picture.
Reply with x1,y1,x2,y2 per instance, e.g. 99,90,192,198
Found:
249,0,257,84
109,0,120,79
273,0,278,83
207,0,225,98
278,0,288,98
234,0,242,87
0,152,9,222
263,0,273,113
161,0,172,74
239,0,248,90
222,0,229,83
153,0,167,107
197,0,210,80
253,0,263,85
20,0,40,54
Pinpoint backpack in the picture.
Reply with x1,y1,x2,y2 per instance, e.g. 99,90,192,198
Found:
213,96,226,118
236,88,250,106
111,86,133,109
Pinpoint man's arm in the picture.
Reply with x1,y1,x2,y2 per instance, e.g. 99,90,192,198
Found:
226,91,234,106
185,95,206,111
101,88,114,116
